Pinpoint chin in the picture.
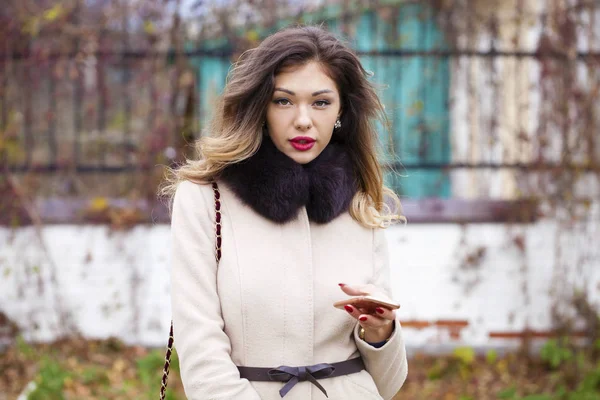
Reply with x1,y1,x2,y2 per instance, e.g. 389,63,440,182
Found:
286,149,321,164
287,153,315,164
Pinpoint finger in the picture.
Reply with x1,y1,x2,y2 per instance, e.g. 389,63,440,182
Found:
341,304,362,320
358,313,392,330
356,305,395,318
338,283,373,296
373,307,396,321
357,306,371,314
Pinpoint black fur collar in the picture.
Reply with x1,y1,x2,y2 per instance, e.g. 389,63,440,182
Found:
220,138,358,224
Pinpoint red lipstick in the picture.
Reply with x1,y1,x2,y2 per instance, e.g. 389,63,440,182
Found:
290,136,316,151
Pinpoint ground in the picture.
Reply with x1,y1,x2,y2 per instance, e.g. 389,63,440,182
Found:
1,336,598,400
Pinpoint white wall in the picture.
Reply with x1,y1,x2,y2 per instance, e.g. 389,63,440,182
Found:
2,213,598,350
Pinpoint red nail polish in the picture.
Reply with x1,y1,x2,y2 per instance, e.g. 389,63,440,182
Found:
376,307,385,314
338,283,346,287
359,316,368,322
344,306,353,313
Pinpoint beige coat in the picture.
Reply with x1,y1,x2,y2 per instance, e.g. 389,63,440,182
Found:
171,180,408,400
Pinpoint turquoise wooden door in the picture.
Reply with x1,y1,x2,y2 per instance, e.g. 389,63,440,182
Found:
197,56,230,128
188,37,231,130
328,6,451,199
193,3,451,199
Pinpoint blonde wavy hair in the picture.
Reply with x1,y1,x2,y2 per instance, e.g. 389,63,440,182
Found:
160,26,404,228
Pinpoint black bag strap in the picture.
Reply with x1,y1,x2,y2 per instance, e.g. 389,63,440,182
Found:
160,181,222,400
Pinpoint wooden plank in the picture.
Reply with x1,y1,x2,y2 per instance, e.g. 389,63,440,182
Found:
400,198,538,224
0,197,538,226
489,330,588,339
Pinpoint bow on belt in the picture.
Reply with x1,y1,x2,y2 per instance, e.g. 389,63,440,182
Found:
237,357,365,398
268,363,334,398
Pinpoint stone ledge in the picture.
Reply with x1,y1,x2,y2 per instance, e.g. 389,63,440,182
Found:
0,197,539,226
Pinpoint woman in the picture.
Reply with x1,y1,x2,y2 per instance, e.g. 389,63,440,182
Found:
161,26,408,400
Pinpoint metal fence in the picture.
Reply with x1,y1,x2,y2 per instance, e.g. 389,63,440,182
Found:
1,3,600,210
2,47,598,171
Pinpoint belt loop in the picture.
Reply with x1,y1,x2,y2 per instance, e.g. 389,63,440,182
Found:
298,366,307,381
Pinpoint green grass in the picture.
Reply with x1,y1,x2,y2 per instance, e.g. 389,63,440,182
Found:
27,357,70,400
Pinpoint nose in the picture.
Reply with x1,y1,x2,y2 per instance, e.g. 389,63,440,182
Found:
294,105,313,131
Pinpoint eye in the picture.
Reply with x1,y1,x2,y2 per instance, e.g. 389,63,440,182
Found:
274,98,292,106
314,100,330,108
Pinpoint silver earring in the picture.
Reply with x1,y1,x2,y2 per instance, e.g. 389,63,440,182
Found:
334,119,341,129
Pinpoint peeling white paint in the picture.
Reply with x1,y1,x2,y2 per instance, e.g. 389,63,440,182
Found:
1,215,598,349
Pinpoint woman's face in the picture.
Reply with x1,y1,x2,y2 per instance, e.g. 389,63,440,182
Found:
266,61,341,164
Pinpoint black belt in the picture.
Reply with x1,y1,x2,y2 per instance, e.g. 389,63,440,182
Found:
238,357,365,398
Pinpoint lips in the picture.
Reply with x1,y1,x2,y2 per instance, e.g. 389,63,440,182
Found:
289,137,316,151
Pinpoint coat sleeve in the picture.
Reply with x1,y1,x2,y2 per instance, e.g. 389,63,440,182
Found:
353,228,408,400
170,180,261,400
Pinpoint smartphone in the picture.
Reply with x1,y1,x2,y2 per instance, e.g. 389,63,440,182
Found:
333,295,400,311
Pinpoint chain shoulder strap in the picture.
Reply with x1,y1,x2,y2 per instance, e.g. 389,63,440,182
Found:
160,181,222,400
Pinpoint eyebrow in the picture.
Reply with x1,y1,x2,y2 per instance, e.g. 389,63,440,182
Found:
274,88,334,96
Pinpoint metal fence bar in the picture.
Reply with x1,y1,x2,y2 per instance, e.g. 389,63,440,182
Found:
0,49,234,61
97,30,107,167
441,54,451,164
121,5,131,167
48,65,58,165
2,49,599,61
360,50,600,61
73,65,83,167
385,162,600,171
0,61,6,167
6,162,600,174
72,5,82,167
23,48,33,167
417,14,429,161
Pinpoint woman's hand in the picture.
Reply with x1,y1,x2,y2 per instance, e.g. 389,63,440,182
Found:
338,283,396,343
